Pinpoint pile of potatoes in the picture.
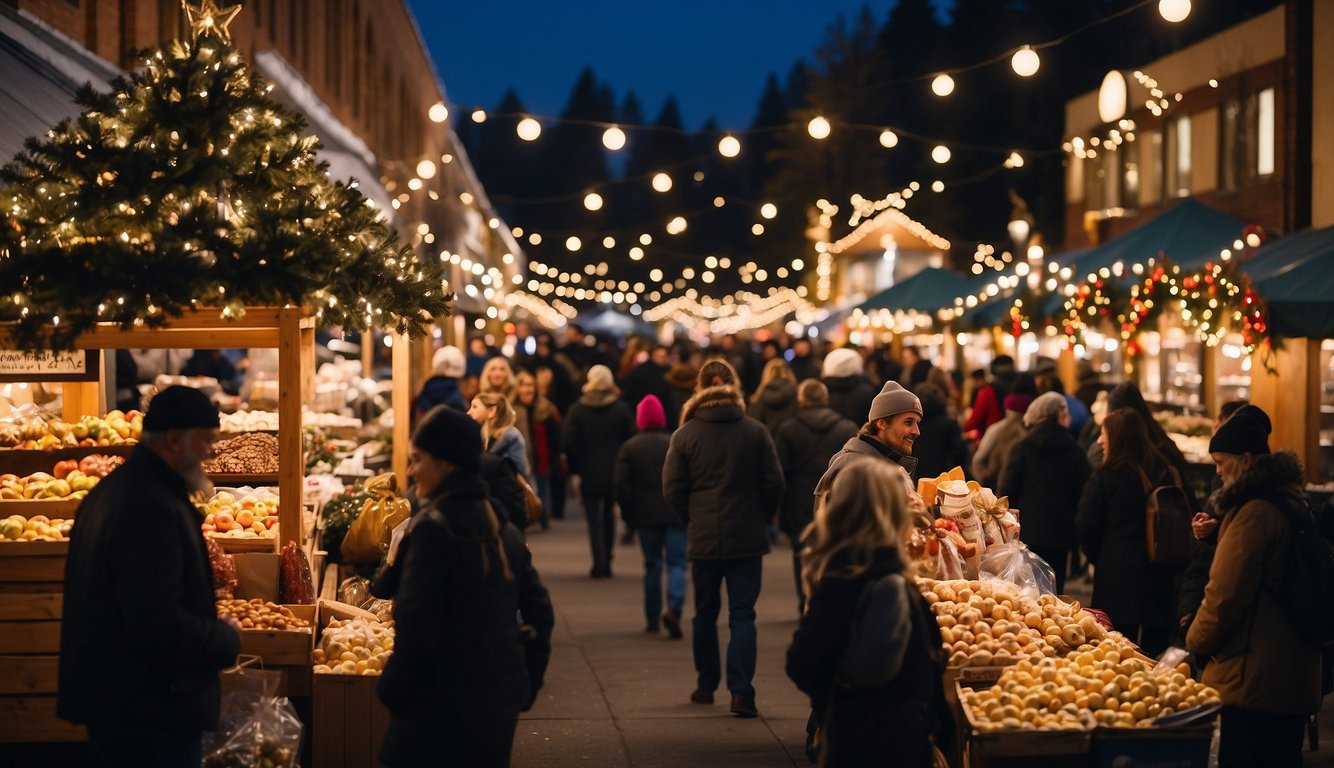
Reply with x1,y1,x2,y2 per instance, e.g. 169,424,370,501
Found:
216,598,311,631
919,579,1109,668
313,617,394,676
961,637,1220,731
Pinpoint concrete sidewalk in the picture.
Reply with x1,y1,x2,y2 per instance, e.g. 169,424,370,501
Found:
513,515,812,768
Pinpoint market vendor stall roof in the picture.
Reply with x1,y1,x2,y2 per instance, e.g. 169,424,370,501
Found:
855,267,975,315
1242,225,1334,339
1071,199,1246,275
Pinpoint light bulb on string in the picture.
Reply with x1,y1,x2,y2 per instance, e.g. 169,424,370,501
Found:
471,109,487,123
583,192,603,211
760,203,778,220
516,117,542,141
1011,46,1040,77
718,134,741,158
428,102,449,123
602,125,627,150
931,74,955,97
565,236,582,252
1158,0,1190,23
416,159,437,179
807,116,831,140
931,145,952,164
651,172,673,192
878,130,899,148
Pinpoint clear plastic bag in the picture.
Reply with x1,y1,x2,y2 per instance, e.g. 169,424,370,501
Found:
978,541,1056,595
361,597,395,622
338,575,371,607
202,696,303,768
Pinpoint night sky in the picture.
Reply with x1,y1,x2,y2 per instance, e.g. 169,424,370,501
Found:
407,0,951,131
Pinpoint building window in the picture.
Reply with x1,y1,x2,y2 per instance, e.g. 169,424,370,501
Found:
1165,115,1192,198
1256,87,1275,177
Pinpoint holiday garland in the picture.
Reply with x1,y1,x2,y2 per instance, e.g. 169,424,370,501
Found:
0,7,451,351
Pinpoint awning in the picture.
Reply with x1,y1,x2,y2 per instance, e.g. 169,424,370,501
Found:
1243,225,1334,338
1070,199,1246,276
856,267,975,314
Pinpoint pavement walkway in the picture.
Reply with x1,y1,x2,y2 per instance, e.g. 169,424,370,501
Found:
513,514,812,768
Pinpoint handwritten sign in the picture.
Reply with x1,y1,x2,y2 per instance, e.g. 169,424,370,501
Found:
0,350,99,382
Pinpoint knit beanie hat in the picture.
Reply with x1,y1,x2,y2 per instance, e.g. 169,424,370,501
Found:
867,381,923,422
413,405,483,473
583,364,616,394
1209,407,1271,456
636,395,666,431
822,347,864,379
431,345,465,378
143,385,219,432
1003,393,1033,414
1023,391,1068,427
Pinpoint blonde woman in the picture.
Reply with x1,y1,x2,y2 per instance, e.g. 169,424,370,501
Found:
786,458,950,767
748,358,799,437
468,392,530,480
480,357,516,400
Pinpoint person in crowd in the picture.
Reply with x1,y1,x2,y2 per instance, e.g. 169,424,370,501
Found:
466,335,495,378
963,355,1016,442
1076,408,1182,656
181,350,240,394
899,346,923,387
906,356,935,392
129,347,193,384
534,366,570,521
717,334,760,396
786,459,950,768
557,324,594,384
563,364,636,578
1186,405,1320,768
663,359,784,717
749,358,800,437
469,392,530,480
662,355,699,430
1086,382,1191,483
621,343,672,410
617,336,650,383
924,366,961,420
512,369,562,530
776,379,858,612
459,372,481,407
971,390,1033,490
414,345,467,422
59,386,241,764
964,368,988,409
788,337,821,383
479,356,517,400
815,381,923,508
1033,358,1091,439
1001,392,1091,594
615,395,686,638
522,333,576,413
113,349,140,412
373,406,553,767
822,347,878,426
1177,400,1257,637
1073,361,1110,413
907,383,969,482
870,344,905,388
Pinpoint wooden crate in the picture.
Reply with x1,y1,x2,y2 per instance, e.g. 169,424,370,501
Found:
0,498,82,518
1090,721,1215,768
312,672,389,768
0,540,69,590
0,696,85,742
957,681,1091,767
237,604,316,665
209,532,279,553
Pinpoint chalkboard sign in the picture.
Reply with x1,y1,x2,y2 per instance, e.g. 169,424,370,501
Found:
0,349,100,382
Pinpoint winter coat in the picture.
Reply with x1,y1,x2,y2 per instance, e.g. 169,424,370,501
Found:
749,377,799,437
663,385,784,560
1000,421,1091,550
786,548,949,768
514,398,561,478
562,391,635,496
1186,452,1321,715
910,387,969,481
488,425,529,478
414,375,465,421
1177,476,1223,626
972,411,1027,489
662,363,698,431
1076,461,1180,630
789,354,821,383
374,473,554,764
480,453,529,531
964,383,1005,439
58,446,241,731
775,406,858,538
814,435,917,510
823,374,878,426
614,430,679,528
621,360,670,410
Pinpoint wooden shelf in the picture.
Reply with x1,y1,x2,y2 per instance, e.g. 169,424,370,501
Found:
207,472,280,486
0,499,81,518
0,445,134,478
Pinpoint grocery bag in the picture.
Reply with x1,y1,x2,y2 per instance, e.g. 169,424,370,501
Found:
340,473,411,564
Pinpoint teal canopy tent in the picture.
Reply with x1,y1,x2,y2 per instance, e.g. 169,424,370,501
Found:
1242,225,1334,339
856,267,976,315
1069,199,1245,275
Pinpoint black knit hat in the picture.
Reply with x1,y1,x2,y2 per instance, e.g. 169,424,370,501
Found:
413,405,483,473
142,386,219,431
1208,407,1272,456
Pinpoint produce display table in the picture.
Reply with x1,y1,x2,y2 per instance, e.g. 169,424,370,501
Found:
0,542,82,742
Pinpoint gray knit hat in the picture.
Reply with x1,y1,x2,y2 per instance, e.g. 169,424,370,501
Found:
1023,391,1068,427
867,381,923,422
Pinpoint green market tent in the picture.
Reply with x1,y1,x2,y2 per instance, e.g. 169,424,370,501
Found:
856,267,976,315
1242,225,1334,339
1068,198,1246,276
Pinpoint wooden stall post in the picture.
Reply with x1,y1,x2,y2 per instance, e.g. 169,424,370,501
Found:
392,331,410,490
1250,339,1321,482
277,307,308,549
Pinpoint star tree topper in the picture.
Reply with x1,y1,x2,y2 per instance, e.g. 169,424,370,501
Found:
183,0,243,44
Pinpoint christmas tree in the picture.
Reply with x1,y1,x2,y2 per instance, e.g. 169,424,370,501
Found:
0,0,451,350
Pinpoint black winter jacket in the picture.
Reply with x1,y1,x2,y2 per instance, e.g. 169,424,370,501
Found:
1077,461,1181,630
1000,421,1092,550
413,375,465,422
786,548,950,768
562,391,635,496
749,377,799,437
621,360,670,410
910,386,970,481
374,473,553,765
614,430,679,528
59,446,240,730
823,374,878,426
775,406,858,538
663,385,784,560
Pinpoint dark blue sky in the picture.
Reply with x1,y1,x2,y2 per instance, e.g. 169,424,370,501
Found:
407,0,950,131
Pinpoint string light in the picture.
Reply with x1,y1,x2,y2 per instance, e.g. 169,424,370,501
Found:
1158,0,1190,23
718,134,741,158
878,130,899,148
602,125,627,150
516,116,541,141
1011,46,1040,77
428,102,449,123
931,74,955,97
931,145,952,164
651,172,673,193
807,116,831,140
583,192,603,211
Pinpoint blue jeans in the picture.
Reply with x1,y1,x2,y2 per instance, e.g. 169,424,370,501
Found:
535,475,552,528
639,524,686,625
691,556,763,698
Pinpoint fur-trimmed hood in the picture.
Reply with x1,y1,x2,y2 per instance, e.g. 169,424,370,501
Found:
665,362,698,391
1215,450,1305,513
680,384,745,425
578,389,621,408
